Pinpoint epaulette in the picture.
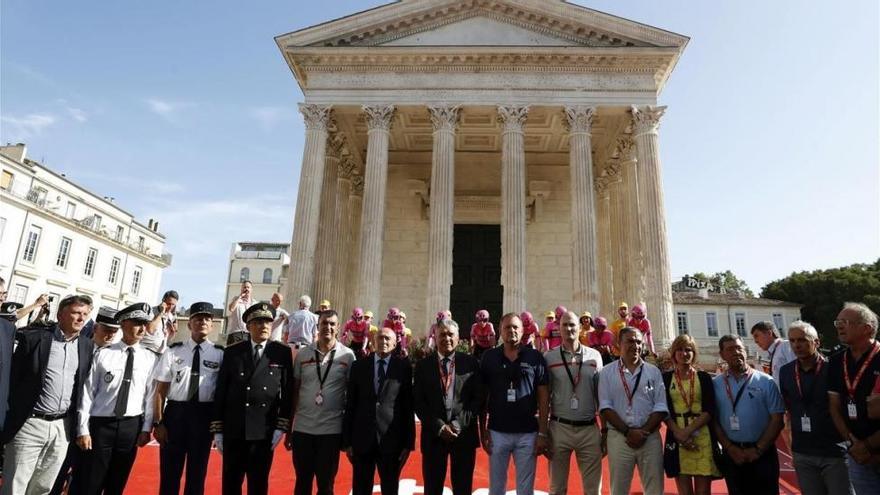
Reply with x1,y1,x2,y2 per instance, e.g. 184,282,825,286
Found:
214,343,225,350
227,339,245,347
169,342,183,348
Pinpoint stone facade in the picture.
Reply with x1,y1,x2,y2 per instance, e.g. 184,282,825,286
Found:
277,0,689,343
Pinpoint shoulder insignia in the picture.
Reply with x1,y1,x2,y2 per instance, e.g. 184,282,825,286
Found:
227,339,245,347
169,342,183,348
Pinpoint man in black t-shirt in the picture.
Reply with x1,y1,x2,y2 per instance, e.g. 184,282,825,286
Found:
827,302,880,494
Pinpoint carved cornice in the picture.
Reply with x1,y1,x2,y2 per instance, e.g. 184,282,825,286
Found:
428,105,461,133
563,106,595,134
497,105,529,133
298,103,332,131
362,105,396,131
631,105,667,137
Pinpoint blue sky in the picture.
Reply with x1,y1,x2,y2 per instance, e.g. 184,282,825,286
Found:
2,0,877,308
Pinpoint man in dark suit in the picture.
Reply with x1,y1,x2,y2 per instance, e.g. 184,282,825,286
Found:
343,326,415,495
1,294,94,495
212,302,293,495
414,318,483,495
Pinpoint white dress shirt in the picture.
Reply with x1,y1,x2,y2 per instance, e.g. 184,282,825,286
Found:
153,338,224,402
78,341,159,435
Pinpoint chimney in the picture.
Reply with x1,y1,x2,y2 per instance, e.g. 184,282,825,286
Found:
153,221,159,232
147,219,154,230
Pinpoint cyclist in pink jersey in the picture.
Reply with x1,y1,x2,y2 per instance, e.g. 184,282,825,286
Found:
470,309,496,358
627,303,655,355
519,311,539,348
427,310,452,350
342,307,370,359
541,305,566,351
587,316,615,364
382,307,409,357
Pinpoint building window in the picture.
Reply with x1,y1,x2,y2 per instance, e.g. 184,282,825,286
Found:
65,201,77,219
22,226,42,263
93,215,102,230
115,226,125,242
239,267,250,282
676,311,689,335
773,313,785,337
735,312,747,337
262,268,273,284
0,170,13,190
56,237,72,268
84,248,98,277
109,257,121,285
11,284,28,304
706,312,719,337
137,236,145,251
131,266,143,295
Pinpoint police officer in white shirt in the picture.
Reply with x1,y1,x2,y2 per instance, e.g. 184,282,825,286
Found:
75,302,159,495
151,301,224,495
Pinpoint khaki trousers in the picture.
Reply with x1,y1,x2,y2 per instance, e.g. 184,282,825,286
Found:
548,421,603,495
606,428,663,495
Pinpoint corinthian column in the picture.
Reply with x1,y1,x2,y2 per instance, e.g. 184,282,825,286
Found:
287,103,331,303
618,139,646,306
355,105,395,313
497,106,529,314
564,106,600,313
312,134,343,304
608,174,627,310
425,105,460,333
631,105,674,347
331,157,356,314
595,182,614,315
346,175,364,313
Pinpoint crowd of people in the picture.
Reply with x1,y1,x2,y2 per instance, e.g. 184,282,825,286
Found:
0,274,879,495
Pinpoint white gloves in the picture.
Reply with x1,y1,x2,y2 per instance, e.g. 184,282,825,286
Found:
213,433,224,454
271,430,284,450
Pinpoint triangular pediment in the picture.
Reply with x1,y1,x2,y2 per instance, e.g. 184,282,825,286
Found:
277,1,689,49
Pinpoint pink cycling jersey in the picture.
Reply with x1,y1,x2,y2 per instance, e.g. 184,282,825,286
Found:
627,317,654,353
520,321,539,345
343,319,369,343
543,322,562,350
470,322,495,348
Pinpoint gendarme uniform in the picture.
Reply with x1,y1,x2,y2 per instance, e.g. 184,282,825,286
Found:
212,302,293,495
76,302,159,495
153,302,224,495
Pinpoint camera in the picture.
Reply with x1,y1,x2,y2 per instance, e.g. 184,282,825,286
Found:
48,295,55,302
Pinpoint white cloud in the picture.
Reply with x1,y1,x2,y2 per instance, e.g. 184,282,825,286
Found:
0,113,57,138
66,107,88,122
249,106,292,131
145,98,195,122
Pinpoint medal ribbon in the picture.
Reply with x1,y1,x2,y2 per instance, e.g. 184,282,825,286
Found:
314,349,336,393
438,355,455,398
561,347,583,390
673,368,696,412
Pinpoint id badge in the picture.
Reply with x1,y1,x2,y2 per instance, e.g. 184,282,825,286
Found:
848,401,858,420
729,415,740,431
507,388,516,402
570,397,579,410
801,415,811,433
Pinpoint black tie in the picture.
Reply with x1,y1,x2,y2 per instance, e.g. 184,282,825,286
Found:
188,345,201,402
114,348,134,418
442,357,450,377
377,359,387,394
253,343,263,364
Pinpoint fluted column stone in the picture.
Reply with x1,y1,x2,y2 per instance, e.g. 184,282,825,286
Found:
332,158,356,314
346,175,365,313
564,106,600,313
355,105,395,314
287,103,331,303
425,105,460,333
312,134,343,303
618,139,646,306
608,174,627,312
595,183,614,315
631,105,674,347
497,106,529,314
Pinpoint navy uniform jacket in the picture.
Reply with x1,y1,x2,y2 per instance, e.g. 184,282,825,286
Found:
211,338,292,440
2,324,93,443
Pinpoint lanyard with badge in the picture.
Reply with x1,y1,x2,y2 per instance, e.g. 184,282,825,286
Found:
843,343,880,420
794,356,825,432
618,362,643,421
723,370,752,431
561,347,583,410
505,358,521,403
439,357,455,400
313,349,336,406
673,369,696,414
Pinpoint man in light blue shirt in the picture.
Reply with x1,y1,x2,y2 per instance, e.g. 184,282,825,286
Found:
598,327,668,495
712,335,784,494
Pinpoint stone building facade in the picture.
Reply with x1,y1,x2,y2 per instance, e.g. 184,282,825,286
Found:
276,0,689,344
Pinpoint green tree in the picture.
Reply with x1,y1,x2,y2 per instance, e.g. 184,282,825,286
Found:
761,259,880,347
690,270,755,297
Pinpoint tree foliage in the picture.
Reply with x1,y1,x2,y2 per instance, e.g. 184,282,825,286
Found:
761,259,880,346
690,270,755,297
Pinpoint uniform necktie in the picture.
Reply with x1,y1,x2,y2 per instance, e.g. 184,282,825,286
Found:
188,345,201,402
253,343,263,364
377,359,387,394
442,357,450,377
114,347,134,417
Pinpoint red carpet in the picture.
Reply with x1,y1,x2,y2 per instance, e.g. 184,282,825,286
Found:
125,425,802,494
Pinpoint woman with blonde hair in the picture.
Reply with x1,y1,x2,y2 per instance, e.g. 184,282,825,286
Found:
662,334,721,495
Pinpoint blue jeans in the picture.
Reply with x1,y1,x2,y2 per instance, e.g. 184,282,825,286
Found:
489,430,537,495
792,452,853,495
846,453,880,495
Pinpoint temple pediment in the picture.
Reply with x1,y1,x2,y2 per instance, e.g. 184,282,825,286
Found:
379,15,582,47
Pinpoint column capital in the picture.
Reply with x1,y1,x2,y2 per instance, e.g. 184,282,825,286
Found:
362,105,396,131
428,105,461,133
497,105,529,133
630,105,667,137
298,103,332,131
563,106,596,134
